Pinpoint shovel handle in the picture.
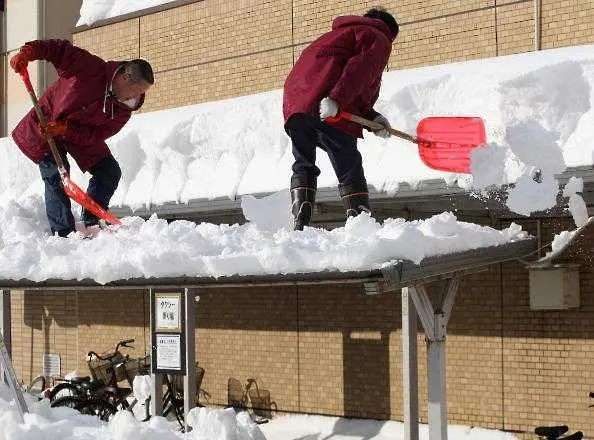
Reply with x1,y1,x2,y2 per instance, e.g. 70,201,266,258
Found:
329,111,419,144
18,69,68,176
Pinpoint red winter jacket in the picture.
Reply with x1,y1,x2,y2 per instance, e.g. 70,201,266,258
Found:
283,16,394,138
11,39,145,172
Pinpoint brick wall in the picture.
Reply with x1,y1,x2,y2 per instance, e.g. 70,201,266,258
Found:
499,217,594,436
541,0,594,49
72,0,594,113
9,218,594,436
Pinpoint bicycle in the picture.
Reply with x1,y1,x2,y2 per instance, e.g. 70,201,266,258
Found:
49,338,141,421
48,339,135,402
161,364,206,430
47,338,205,428
228,377,274,424
26,373,73,399
534,425,583,440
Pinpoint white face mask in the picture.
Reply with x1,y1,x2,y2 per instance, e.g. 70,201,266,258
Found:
119,97,137,108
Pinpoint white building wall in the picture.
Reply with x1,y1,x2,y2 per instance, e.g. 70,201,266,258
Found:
1,0,81,136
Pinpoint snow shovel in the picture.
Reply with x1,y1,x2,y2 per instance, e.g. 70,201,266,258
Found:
327,111,486,173
18,68,121,225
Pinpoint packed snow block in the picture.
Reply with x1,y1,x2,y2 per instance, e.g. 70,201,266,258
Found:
528,264,580,310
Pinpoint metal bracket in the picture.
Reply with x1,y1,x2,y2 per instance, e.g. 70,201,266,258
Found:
409,277,460,342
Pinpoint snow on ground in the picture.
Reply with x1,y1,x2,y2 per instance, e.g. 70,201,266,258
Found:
0,386,520,440
77,0,178,26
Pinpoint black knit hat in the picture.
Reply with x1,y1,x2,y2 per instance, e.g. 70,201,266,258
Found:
364,7,399,40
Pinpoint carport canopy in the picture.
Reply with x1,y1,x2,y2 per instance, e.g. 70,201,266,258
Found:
0,238,537,438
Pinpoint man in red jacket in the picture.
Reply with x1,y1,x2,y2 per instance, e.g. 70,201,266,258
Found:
10,39,153,237
283,8,398,230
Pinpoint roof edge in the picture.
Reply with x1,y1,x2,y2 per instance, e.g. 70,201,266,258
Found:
73,0,199,33
531,216,594,267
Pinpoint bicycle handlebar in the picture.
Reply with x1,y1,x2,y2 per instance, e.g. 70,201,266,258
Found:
87,338,135,360
117,338,135,351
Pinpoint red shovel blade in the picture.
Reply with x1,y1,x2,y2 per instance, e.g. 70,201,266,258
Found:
416,117,486,173
62,176,121,225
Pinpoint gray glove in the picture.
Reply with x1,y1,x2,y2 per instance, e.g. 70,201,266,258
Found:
372,114,391,138
319,97,339,119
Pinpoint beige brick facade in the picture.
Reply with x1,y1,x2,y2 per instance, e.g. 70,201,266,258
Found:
9,218,594,437
71,0,594,113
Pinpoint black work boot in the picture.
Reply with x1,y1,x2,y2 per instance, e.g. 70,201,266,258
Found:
82,209,100,228
291,186,316,231
339,180,372,218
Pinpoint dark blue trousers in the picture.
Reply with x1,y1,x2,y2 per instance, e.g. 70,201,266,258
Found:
285,113,366,189
39,154,121,237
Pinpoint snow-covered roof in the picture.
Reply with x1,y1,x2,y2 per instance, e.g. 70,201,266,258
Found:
535,215,594,265
0,235,536,289
76,0,180,27
1,45,592,285
3,44,593,216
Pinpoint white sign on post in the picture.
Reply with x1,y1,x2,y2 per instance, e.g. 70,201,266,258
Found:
155,294,181,332
156,334,181,370
42,353,61,377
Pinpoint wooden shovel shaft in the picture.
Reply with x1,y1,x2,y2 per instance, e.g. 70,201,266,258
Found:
21,71,68,175
342,112,419,144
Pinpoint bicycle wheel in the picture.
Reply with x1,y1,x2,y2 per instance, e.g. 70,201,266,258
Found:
27,375,46,393
162,375,185,430
79,398,117,422
50,395,84,410
163,398,185,430
48,382,81,401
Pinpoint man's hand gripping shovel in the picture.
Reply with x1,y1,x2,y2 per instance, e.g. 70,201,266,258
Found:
326,111,486,173
18,68,121,226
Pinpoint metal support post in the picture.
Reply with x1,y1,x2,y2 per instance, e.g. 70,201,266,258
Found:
149,288,163,417
0,338,27,421
402,287,419,440
427,314,447,440
183,288,196,432
407,278,460,440
150,373,163,417
0,289,10,384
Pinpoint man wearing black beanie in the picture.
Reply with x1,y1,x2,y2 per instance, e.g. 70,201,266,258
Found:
283,7,399,230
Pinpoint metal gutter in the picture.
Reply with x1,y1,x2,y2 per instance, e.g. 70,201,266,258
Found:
0,272,383,291
396,238,538,285
0,238,537,291
110,166,594,220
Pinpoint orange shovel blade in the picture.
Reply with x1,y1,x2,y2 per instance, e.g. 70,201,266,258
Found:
62,176,121,225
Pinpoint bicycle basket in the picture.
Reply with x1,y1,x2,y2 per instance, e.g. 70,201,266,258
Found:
88,357,115,383
88,353,127,383
124,355,151,381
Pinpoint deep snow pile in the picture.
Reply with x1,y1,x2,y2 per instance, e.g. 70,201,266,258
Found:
0,202,527,284
2,45,593,217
